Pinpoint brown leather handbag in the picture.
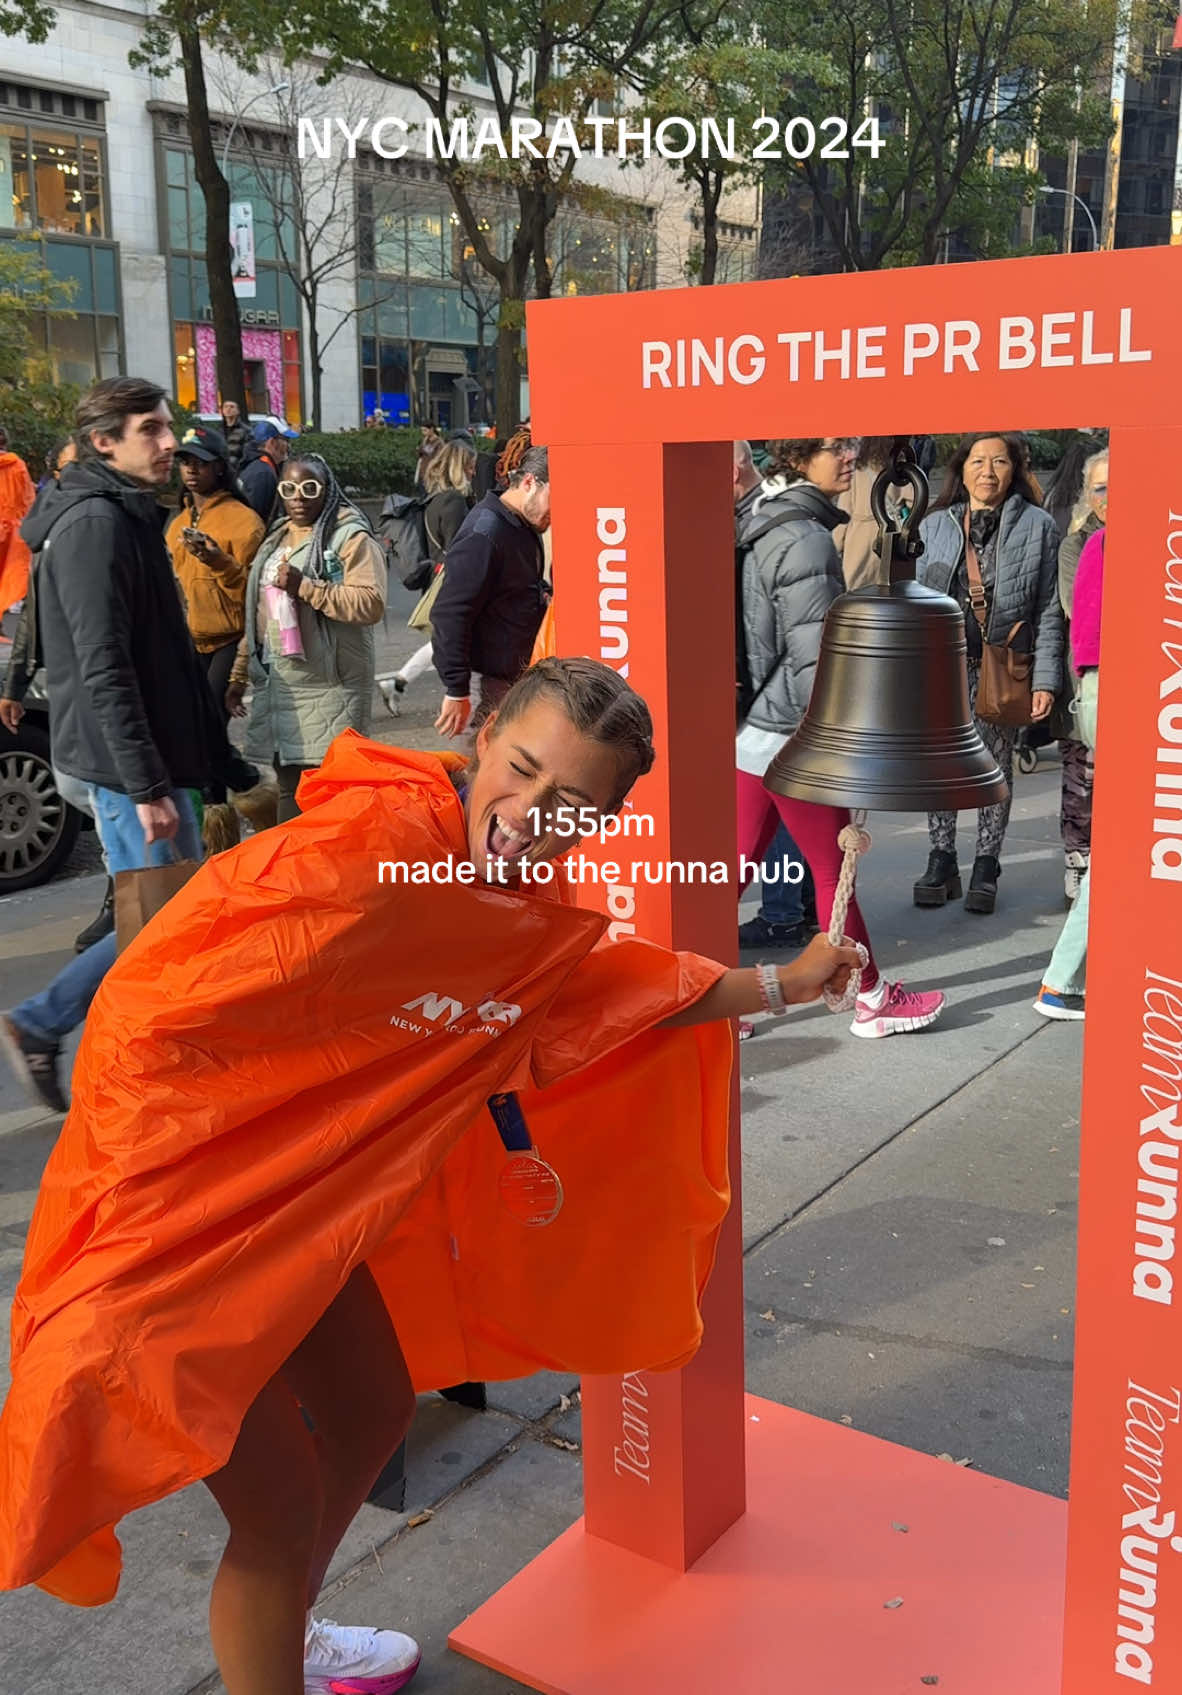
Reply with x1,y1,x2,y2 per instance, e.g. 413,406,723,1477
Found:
963,517,1034,728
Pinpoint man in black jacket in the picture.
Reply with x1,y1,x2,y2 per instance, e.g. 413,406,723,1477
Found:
432,443,550,741
0,376,240,1114
239,421,294,522
219,399,250,471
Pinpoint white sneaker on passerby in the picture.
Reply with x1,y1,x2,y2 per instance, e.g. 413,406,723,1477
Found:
849,979,945,1039
1064,851,1088,907
304,1615,421,1693
377,676,407,718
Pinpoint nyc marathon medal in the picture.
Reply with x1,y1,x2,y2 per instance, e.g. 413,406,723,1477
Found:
488,1092,564,1227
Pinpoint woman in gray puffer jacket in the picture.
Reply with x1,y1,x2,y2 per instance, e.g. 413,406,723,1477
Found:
915,433,1063,914
736,437,946,1042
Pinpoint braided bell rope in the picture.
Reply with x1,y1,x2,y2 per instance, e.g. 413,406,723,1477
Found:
823,809,872,1013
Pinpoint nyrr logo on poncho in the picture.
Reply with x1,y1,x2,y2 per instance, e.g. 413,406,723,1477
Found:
400,992,523,1030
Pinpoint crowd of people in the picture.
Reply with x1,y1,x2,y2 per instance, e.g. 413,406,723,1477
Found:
0,402,1107,1099
732,427,1104,1032
0,385,1106,1695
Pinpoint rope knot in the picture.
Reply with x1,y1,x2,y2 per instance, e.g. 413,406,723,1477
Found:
837,824,872,856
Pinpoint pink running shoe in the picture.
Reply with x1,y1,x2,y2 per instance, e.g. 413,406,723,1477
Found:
304,1616,421,1694
849,981,944,1039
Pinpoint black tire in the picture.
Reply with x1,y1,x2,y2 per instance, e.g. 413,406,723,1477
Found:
1017,747,1039,776
0,718,82,893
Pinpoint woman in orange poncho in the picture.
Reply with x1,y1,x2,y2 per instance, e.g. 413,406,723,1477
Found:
0,656,858,1695
0,426,35,616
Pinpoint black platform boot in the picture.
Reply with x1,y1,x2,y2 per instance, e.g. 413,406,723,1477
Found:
913,849,962,908
74,877,114,953
964,855,1001,914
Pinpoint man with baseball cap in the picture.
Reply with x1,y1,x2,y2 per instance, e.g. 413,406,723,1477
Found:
239,418,297,523
166,425,264,720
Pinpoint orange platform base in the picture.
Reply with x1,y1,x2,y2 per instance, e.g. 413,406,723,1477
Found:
450,1397,1067,1694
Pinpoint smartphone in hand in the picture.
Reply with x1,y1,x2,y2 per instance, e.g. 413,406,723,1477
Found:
183,527,208,550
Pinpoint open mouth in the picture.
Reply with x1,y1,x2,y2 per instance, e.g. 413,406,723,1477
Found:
486,812,535,861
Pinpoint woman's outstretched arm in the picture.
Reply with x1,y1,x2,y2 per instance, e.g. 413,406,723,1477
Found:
660,934,861,1028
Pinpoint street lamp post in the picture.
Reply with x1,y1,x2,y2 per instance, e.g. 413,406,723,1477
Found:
1037,185,1100,253
220,81,290,179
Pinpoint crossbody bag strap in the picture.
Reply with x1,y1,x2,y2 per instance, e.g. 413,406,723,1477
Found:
962,509,989,632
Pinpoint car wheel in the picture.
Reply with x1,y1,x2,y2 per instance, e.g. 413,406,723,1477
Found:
0,719,82,893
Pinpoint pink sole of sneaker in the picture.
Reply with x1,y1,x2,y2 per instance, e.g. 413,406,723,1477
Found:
849,1000,945,1039
314,1659,422,1695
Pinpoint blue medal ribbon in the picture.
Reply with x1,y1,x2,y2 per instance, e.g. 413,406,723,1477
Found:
487,1091,533,1153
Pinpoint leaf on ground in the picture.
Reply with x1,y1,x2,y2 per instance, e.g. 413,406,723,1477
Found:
883,1596,904,1609
840,1414,854,1425
548,1437,580,1452
891,1521,909,1533
760,1309,776,1321
921,1678,940,1686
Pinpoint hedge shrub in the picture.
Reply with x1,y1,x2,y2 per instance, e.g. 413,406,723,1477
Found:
291,428,422,496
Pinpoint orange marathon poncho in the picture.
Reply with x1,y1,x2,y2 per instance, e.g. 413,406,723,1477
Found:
0,734,732,1607
0,451,35,615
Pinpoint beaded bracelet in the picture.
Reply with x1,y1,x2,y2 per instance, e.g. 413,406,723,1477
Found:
755,961,788,1016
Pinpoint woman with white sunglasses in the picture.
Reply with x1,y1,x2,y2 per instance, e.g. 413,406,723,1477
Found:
227,454,386,821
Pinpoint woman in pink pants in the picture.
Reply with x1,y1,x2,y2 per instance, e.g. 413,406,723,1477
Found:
735,436,945,1040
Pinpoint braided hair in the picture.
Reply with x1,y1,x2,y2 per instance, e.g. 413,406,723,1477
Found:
281,452,373,579
495,425,532,486
494,657,655,810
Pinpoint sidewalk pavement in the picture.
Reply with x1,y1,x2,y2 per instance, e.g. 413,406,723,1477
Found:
0,735,1082,1694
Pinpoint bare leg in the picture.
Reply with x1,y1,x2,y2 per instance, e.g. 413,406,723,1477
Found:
281,1263,416,1606
204,1375,324,1695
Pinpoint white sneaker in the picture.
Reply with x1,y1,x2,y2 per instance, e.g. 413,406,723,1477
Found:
304,1615,421,1694
377,679,403,718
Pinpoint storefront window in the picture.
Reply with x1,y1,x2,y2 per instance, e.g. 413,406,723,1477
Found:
44,237,92,308
0,118,107,236
97,313,119,378
93,244,117,314
175,322,198,409
374,206,403,274
30,130,83,235
47,312,95,386
0,123,32,228
407,208,445,278
80,137,104,236
282,329,301,426
168,184,189,251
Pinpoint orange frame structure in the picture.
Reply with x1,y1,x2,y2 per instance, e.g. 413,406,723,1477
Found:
451,247,1182,1693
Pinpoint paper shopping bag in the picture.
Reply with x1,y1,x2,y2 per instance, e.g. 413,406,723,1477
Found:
114,856,201,953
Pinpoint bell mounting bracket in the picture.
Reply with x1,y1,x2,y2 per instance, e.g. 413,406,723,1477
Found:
871,436,930,587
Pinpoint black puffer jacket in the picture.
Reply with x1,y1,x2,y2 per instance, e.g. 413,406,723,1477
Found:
22,458,230,802
738,479,845,736
430,492,547,696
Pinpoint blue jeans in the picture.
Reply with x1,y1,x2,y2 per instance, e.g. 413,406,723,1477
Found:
11,930,117,1044
758,823,806,926
88,785,202,872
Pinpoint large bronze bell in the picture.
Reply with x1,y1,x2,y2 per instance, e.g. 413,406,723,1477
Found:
763,445,1009,813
